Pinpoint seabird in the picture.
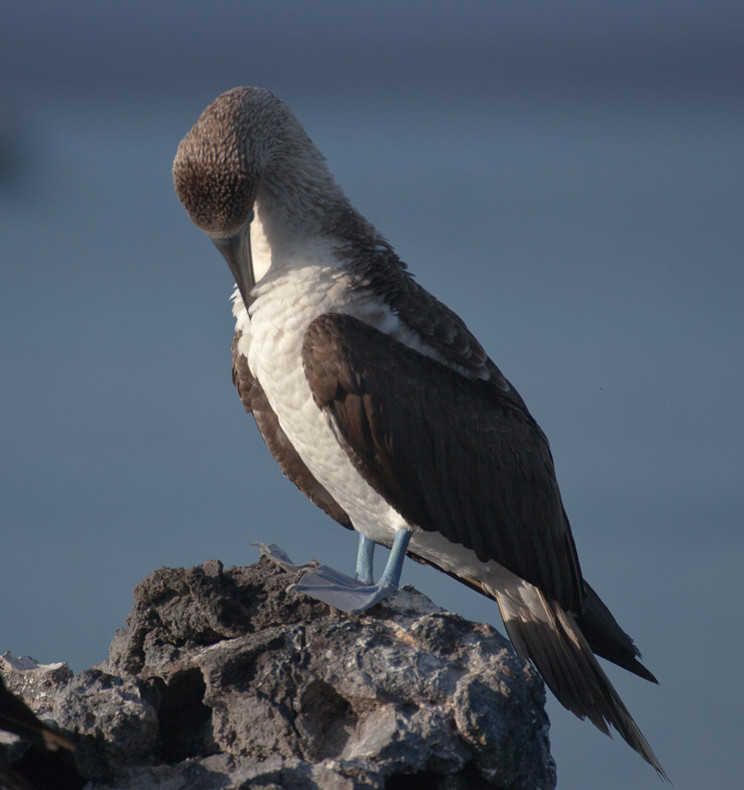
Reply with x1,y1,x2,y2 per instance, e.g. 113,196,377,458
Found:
0,670,74,790
173,87,666,778
0,672,73,752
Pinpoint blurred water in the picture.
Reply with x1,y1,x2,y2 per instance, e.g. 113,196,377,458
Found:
0,87,742,789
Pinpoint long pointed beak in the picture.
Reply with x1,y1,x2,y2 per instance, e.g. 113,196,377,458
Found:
212,211,255,308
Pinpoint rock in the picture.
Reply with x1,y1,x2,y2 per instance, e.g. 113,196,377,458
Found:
1,557,556,789
0,655,82,790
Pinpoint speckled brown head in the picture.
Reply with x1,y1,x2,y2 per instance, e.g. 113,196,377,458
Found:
173,86,340,238
172,87,277,238
173,87,349,304
173,87,303,302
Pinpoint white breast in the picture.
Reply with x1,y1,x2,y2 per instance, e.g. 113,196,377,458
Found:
234,249,411,547
230,238,516,593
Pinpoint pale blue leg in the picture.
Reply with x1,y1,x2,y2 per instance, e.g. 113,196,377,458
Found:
378,529,411,589
355,534,376,584
287,529,413,614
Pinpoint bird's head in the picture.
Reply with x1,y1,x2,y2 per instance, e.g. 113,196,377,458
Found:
173,86,319,303
174,87,355,304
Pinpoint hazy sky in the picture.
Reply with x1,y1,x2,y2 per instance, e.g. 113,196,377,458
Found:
1,1,742,98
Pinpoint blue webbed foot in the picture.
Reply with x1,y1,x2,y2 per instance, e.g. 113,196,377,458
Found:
287,565,396,614
286,530,413,614
252,542,318,573
255,531,412,615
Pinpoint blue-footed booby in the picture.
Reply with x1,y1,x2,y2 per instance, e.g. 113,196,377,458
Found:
173,87,666,778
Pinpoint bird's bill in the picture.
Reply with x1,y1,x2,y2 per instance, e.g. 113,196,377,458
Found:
212,214,255,307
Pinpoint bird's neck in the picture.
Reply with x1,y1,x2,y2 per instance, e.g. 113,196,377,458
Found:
247,207,343,288
255,150,349,251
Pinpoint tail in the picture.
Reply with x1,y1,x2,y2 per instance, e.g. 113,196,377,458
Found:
493,579,669,782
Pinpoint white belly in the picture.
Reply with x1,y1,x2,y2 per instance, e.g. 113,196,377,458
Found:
239,261,410,547
232,259,520,594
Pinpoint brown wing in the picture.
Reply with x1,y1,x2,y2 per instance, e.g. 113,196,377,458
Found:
351,246,501,383
301,312,584,613
300,313,668,777
0,673,73,751
232,331,352,529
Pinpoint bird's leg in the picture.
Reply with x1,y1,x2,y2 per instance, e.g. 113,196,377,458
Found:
355,533,376,584
287,529,412,614
377,528,411,590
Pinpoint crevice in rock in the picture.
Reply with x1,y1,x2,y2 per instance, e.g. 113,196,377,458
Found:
385,762,489,790
294,678,357,761
155,668,214,763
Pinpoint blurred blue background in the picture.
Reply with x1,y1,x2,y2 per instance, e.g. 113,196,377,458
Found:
1,2,742,787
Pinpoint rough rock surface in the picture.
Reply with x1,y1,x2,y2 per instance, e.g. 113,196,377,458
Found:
1,557,556,789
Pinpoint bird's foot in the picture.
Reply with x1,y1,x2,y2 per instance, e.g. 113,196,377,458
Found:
287,564,395,614
252,542,319,573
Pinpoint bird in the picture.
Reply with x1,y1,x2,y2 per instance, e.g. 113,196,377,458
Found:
173,86,667,779
0,671,74,790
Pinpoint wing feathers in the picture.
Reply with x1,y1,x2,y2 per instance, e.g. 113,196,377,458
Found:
302,312,583,612
301,312,665,777
0,673,74,751
577,582,658,683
